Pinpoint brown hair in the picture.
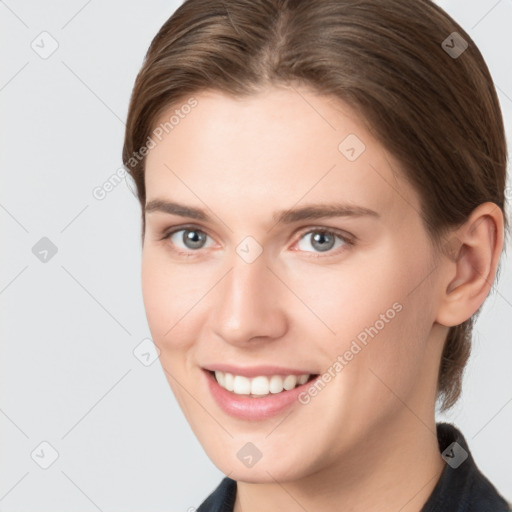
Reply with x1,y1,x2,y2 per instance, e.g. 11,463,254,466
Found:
122,0,508,411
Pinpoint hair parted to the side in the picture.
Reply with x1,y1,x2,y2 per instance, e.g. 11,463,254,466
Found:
122,0,508,411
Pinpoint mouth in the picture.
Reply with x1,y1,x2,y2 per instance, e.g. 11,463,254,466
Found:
209,370,318,397
203,368,320,420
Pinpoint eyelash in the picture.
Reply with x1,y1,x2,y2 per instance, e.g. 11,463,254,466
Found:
158,224,356,259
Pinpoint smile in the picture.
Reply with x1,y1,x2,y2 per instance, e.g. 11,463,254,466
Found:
213,370,312,397
204,368,320,420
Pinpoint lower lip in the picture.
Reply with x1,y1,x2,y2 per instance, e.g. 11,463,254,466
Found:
204,370,317,421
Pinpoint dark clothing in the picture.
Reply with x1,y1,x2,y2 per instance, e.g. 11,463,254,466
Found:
197,423,510,511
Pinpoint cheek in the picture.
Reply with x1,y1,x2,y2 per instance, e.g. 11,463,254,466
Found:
344,253,438,404
141,249,198,352
319,241,436,370
141,252,168,337
295,253,407,345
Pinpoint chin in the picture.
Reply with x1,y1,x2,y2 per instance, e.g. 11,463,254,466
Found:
206,444,310,484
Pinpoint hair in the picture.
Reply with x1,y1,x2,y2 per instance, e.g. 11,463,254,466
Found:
122,0,508,411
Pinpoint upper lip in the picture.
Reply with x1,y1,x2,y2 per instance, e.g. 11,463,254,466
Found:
202,364,317,378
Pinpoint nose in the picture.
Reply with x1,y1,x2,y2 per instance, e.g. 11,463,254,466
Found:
211,247,288,347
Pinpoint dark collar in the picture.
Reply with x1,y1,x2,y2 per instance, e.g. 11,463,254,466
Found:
421,422,509,511
197,423,510,512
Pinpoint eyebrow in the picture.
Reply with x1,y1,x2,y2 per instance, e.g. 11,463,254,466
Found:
145,199,379,224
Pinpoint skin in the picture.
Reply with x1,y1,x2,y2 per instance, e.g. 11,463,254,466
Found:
141,85,503,511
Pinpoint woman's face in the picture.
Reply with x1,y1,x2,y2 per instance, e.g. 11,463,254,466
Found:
142,86,447,482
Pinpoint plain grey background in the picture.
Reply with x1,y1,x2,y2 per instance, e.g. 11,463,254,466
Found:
1,1,511,510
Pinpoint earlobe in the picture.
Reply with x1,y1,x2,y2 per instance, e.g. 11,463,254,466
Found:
435,202,504,327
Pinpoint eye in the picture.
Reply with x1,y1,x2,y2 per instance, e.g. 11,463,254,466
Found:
162,226,214,254
294,228,353,256
160,225,354,258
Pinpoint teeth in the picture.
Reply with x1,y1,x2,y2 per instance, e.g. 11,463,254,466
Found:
269,375,283,394
214,371,311,396
224,372,234,391
215,371,225,387
297,374,309,385
233,375,251,395
251,376,269,395
283,375,297,390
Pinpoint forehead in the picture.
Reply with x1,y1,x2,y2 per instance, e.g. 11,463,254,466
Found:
144,87,421,225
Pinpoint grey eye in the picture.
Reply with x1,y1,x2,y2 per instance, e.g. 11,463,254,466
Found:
297,231,346,253
171,229,210,250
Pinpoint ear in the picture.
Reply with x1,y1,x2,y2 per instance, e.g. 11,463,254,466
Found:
435,202,505,327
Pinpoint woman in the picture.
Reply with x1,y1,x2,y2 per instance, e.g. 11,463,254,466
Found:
122,0,510,510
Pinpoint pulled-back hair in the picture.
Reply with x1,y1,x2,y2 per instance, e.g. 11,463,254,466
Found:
122,0,508,411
